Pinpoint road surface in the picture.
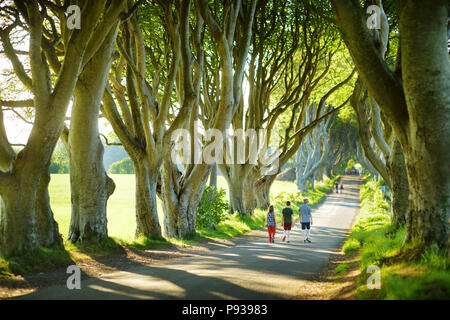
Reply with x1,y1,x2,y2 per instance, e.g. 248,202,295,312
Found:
17,176,361,300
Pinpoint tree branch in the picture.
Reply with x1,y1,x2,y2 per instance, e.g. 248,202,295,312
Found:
0,99,34,108
330,0,408,131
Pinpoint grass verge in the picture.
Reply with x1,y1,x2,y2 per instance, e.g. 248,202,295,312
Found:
341,178,450,300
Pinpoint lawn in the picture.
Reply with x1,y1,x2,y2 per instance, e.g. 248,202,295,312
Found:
49,174,301,242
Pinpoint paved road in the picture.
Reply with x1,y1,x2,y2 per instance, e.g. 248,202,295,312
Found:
18,176,361,300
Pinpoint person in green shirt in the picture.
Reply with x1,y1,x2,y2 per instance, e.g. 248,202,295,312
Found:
281,201,294,243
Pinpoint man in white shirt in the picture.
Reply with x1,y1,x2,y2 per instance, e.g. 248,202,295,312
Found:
299,198,313,243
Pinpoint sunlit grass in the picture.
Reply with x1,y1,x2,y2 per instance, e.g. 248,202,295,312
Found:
342,177,450,300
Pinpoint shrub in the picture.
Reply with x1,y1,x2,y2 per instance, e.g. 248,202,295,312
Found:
196,186,229,229
50,145,69,173
109,157,135,174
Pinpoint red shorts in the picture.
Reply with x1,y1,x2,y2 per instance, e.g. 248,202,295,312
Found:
283,222,292,230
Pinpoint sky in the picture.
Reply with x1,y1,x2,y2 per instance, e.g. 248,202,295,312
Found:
1,52,113,146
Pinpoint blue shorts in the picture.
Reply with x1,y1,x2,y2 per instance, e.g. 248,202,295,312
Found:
301,222,311,230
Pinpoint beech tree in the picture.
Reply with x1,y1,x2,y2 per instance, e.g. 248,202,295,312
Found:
101,1,189,239
347,1,409,228
216,1,355,214
0,0,127,256
296,104,334,193
66,21,122,243
158,0,258,237
331,0,450,249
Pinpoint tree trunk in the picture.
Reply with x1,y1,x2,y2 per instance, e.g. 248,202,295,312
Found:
219,164,252,215
67,135,115,243
255,176,275,210
161,160,209,238
386,136,408,228
0,171,38,256
0,127,63,256
227,176,247,215
35,167,63,248
209,164,217,188
243,168,260,214
133,159,161,238
309,175,315,191
67,26,118,243
398,1,449,249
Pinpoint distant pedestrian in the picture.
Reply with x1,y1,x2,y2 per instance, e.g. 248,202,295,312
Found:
335,181,339,193
340,183,344,193
281,201,294,243
264,205,277,243
299,198,313,243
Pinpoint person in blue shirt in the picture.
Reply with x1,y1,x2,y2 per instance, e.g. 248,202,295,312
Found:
299,198,313,243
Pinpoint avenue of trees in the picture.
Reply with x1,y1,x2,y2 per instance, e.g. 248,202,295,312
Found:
0,0,448,257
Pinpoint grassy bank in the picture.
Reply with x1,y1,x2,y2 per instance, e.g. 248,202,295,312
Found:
339,178,450,299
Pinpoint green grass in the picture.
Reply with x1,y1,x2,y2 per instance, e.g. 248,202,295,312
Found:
335,263,350,275
0,245,72,277
343,238,361,254
342,178,450,300
0,238,125,278
197,210,267,239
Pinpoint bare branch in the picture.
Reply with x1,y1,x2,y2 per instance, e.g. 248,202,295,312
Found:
0,99,34,108
100,133,122,146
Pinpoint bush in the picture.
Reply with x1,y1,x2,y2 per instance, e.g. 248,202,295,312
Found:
196,186,229,229
109,157,135,174
50,144,69,173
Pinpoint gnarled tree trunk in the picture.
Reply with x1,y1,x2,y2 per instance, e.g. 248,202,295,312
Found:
133,159,161,238
331,0,450,249
67,26,119,243
161,160,209,238
386,135,409,228
35,167,63,248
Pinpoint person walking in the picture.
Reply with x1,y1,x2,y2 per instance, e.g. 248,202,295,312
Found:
340,182,344,194
299,198,313,243
281,201,294,243
335,181,339,193
264,205,277,243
